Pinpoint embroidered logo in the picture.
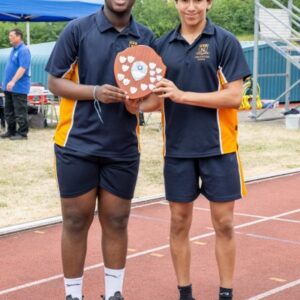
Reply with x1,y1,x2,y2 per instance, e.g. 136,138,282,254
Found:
195,43,210,61
129,40,138,47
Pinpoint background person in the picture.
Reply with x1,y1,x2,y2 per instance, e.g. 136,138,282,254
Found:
1,28,31,140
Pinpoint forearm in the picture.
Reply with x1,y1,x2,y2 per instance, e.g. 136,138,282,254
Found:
48,75,93,100
155,78,243,109
181,89,242,109
11,67,26,83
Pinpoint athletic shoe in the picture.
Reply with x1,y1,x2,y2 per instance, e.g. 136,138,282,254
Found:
219,292,232,300
101,291,124,300
0,132,14,138
219,288,233,300
9,134,27,140
65,295,84,300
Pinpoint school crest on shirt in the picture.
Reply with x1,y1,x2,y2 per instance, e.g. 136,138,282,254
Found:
129,40,138,47
195,43,210,61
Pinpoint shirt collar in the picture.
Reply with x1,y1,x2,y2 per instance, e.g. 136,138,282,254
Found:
168,25,184,43
96,8,140,38
14,42,24,49
169,18,215,43
202,18,215,35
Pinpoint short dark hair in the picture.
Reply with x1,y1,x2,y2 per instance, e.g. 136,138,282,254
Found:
9,28,23,39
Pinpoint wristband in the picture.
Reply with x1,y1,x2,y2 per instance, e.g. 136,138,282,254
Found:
93,85,101,101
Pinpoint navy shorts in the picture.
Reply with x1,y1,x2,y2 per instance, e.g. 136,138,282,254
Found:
54,145,140,199
164,152,246,203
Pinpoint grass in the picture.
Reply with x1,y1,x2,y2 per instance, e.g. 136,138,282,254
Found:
0,111,300,227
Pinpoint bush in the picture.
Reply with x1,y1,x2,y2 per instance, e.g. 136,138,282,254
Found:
208,0,254,35
133,0,179,37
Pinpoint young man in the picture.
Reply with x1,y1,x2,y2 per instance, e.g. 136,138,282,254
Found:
45,1,154,299
1,28,31,140
142,0,251,299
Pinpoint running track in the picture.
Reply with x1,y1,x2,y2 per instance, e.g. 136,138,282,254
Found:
0,173,300,299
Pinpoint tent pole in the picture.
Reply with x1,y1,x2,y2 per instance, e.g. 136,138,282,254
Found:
26,21,32,77
26,21,30,46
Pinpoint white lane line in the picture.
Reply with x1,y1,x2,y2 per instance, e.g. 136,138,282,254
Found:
247,278,300,299
0,274,64,296
132,200,165,209
233,209,300,230
130,213,168,223
164,202,269,219
246,233,300,245
0,208,299,296
275,218,300,224
193,206,300,224
193,206,300,222
193,206,267,219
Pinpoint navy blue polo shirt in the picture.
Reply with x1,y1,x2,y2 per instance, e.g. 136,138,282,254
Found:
2,42,31,95
155,19,251,158
46,8,154,158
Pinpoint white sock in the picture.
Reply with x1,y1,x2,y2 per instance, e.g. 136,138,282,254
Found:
64,276,83,299
104,267,125,298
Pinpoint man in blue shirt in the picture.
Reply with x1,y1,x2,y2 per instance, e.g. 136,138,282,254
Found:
46,0,154,299
1,28,31,140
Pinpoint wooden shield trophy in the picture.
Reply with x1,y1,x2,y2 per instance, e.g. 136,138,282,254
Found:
114,45,166,100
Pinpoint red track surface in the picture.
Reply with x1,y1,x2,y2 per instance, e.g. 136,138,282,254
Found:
0,173,300,300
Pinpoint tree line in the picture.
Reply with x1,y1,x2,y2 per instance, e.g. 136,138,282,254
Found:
0,0,299,48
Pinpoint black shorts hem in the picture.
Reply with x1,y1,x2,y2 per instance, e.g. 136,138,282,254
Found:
204,192,243,202
100,184,133,201
59,184,98,198
166,194,199,203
